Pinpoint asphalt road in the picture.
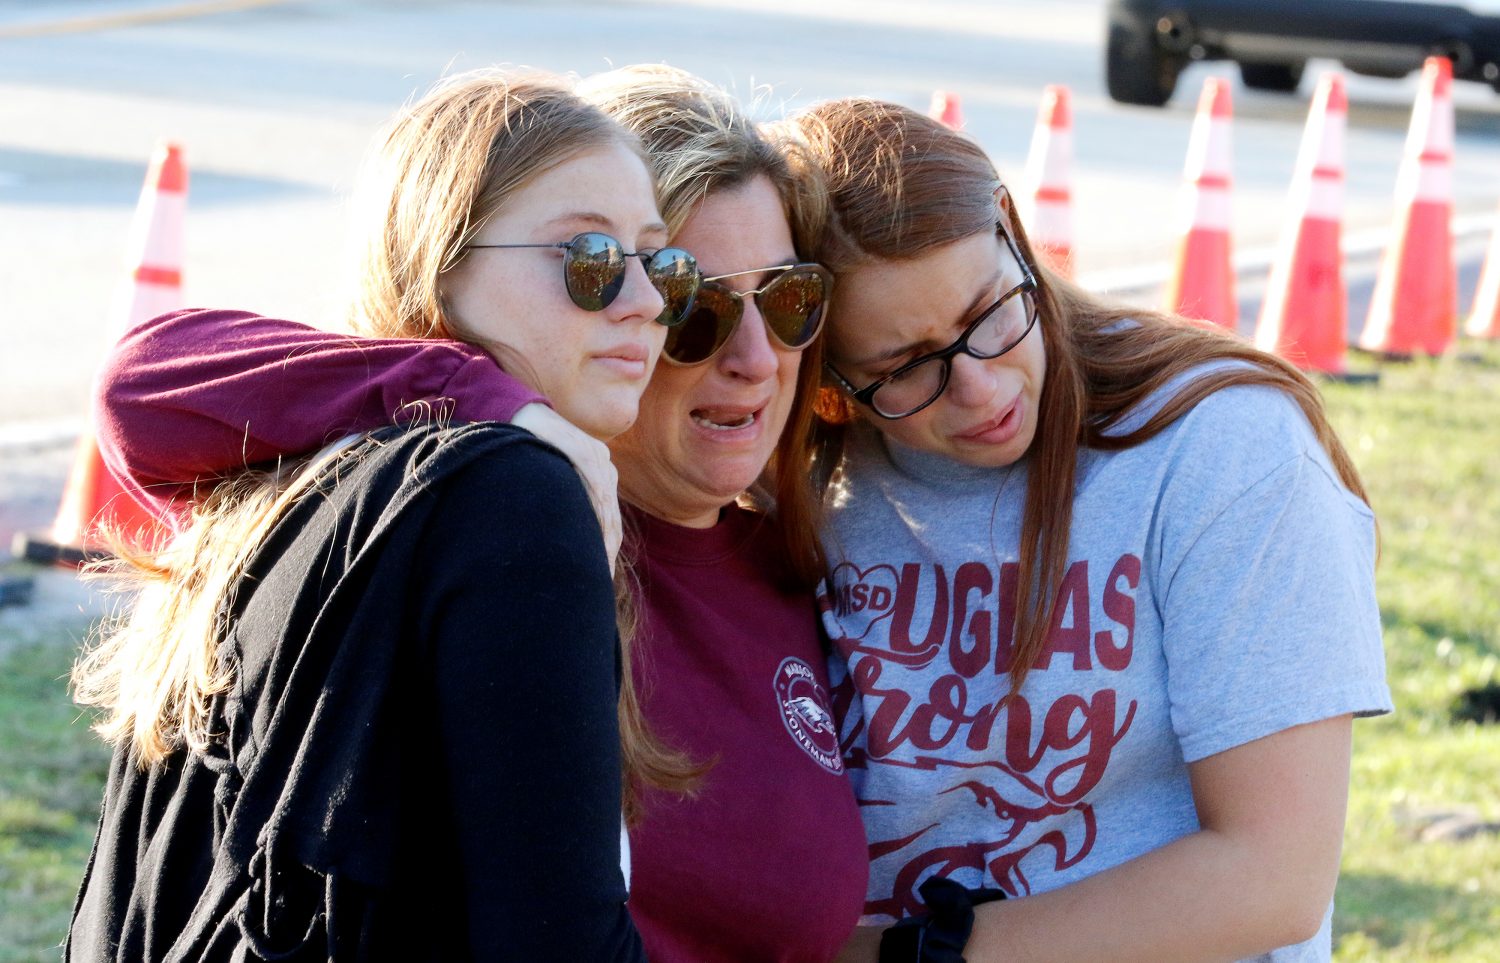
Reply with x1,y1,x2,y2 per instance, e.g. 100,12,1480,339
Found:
1,0,1497,554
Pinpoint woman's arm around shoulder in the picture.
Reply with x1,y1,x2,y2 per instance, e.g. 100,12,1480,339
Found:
95,308,540,505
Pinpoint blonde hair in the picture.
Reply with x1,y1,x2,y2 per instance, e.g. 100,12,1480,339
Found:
579,64,832,588
75,446,351,762
347,67,632,342
76,71,692,815
795,98,1371,702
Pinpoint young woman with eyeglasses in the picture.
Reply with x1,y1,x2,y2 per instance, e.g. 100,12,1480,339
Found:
85,65,869,962
794,99,1390,962
67,70,704,961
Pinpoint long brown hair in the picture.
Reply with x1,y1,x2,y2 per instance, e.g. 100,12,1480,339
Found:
794,97,1370,700
76,70,693,818
579,64,830,590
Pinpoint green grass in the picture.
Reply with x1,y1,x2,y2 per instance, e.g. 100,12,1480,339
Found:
0,630,108,962
0,344,1497,960
1325,342,1500,962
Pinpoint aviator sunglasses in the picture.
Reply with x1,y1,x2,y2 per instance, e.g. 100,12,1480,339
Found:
466,231,702,326
662,263,833,366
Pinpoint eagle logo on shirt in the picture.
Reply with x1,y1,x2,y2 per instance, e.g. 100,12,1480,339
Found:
774,658,844,774
788,695,836,736
861,756,1098,919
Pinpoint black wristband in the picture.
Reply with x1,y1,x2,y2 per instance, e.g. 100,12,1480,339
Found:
877,914,925,962
877,877,1008,963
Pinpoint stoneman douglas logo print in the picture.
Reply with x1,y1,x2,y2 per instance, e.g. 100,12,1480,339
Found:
823,554,1143,914
775,658,843,774
828,562,900,640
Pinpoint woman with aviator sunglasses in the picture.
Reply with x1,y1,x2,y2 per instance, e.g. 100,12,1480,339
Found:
793,99,1389,962
90,65,869,962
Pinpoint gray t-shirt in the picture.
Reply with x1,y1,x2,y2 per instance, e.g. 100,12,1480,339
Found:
818,376,1392,962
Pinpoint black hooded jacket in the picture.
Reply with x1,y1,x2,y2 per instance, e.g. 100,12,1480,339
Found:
68,422,644,962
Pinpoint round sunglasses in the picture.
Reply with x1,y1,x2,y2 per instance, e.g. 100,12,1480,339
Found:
662,263,833,366
466,231,702,326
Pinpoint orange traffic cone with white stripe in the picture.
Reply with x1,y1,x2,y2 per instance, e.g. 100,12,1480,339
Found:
1464,201,1500,339
929,91,964,130
1255,73,1350,372
1021,84,1075,278
14,141,185,566
1360,56,1457,356
1164,77,1236,330
119,141,188,324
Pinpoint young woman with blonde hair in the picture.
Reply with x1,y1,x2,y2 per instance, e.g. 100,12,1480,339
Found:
68,68,703,960
84,65,868,961
795,99,1390,962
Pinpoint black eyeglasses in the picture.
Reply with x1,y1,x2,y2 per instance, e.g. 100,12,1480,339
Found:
662,263,832,366
826,228,1039,419
466,231,701,327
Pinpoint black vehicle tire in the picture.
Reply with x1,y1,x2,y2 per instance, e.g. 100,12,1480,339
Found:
1239,60,1305,92
1106,19,1185,106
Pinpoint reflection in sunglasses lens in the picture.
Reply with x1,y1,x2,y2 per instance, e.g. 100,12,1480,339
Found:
763,271,826,348
649,249,700,326
565,234,624,311
664,266,830,365
665,285,739,363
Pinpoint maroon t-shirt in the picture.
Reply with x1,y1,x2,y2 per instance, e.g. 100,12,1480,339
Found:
626,506,868,962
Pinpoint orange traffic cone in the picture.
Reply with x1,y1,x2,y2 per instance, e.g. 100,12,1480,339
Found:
1360,56,1457,356
929,91,964,130
1164,77,1236,330
1255,73,1350,372
1464,202,1500,339
1021,84,1075,278
14,141,186,566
